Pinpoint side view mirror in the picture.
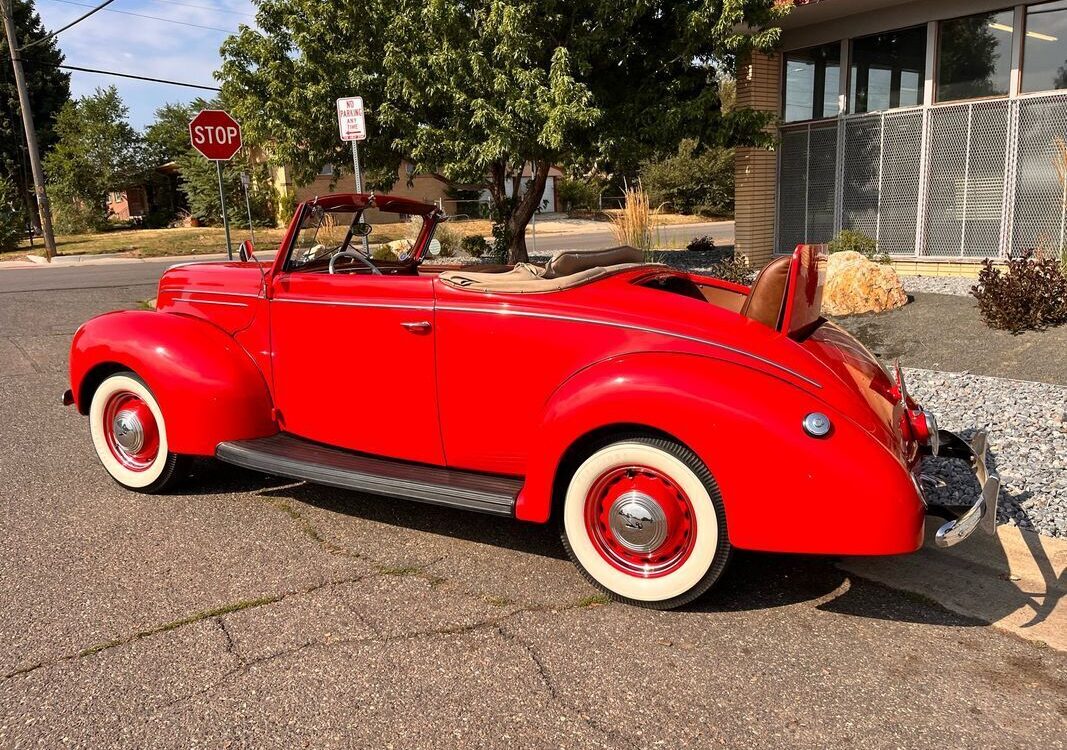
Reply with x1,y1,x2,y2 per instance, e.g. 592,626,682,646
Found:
427,238,442,258
239,239,256,262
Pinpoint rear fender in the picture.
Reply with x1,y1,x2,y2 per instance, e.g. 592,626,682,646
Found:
519,352,924,555
70,310,276,455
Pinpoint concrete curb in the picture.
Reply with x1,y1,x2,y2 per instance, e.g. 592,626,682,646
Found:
841,517,1067,650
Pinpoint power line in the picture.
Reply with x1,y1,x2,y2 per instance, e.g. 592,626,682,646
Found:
42,0,237,34
20,58,221,90
19,0,114,50
151,0,256,19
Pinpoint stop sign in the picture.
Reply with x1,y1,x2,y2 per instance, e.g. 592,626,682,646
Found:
189,109,242,161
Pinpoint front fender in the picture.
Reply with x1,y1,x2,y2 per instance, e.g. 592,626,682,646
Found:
70,310,276,455
518,352,924,556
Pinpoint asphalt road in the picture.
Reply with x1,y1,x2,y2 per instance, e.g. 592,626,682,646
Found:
0,221,733,294
1,281,1065,748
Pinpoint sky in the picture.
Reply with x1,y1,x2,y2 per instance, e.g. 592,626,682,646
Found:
34,0,258,129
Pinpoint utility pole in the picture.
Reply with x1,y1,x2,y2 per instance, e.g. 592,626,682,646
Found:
2,0,57,261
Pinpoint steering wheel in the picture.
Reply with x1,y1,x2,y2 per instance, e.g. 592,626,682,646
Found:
329,250,382,275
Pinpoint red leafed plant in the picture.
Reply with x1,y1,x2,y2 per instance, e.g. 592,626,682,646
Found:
971,252,1067,333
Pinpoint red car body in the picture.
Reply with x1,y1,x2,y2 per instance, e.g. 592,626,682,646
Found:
66,193,998,608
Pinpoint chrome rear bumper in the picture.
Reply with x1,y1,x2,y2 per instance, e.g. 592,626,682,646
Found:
925,429,1001,548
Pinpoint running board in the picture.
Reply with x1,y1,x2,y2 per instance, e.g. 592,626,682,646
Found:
216,434,521,517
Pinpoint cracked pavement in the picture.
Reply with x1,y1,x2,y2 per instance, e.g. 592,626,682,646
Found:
0,274,1065,748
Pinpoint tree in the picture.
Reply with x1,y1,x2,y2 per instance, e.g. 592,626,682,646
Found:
220,0,785,263
146,97,274,228
0,0,70,229
43,86,145,231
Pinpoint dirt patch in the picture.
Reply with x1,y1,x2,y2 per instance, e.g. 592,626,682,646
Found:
832,292,1067,386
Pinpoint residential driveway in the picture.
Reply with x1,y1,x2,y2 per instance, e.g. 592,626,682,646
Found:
0,283,1065,748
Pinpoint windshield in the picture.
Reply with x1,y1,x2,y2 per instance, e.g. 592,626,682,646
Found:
288,205,428,270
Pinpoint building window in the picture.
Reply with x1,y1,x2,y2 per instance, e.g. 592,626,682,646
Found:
849,26,926,113
783,42,841,122
937,9,1014,101
318,164,334,176
1023,0,1067,93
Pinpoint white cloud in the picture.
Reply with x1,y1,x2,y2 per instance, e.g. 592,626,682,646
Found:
35,0,258,128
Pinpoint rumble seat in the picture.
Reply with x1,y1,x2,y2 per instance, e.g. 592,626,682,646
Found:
740,255,792,329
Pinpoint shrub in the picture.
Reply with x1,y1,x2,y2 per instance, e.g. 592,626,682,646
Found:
0,177,23,252
971,253,1067,332
828,229,875,257
686,235,716,254
461,234,490,258
556,177,604,211
640,139,734,217
432,221,460,257
705,256,754,285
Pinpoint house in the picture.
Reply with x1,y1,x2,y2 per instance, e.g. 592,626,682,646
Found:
106,162,184,223
734,0,1067,272
271,160,562,223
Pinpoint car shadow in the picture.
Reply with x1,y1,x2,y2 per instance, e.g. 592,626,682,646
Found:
184,462,1017,628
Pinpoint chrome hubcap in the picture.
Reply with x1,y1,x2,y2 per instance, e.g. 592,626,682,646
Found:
608,491,668,553
112,410,145,454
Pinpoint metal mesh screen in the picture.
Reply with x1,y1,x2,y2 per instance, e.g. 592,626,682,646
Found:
924,100,1008,257
841,114,881,240
1013,95,1067,256
878,111,922,254
774,93,1067,259
807,125,838,242
776,124,838,251
776,128,809,252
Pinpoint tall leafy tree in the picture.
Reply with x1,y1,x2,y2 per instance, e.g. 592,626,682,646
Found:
43,86,145,231
221,0,784,262
0,0,70,229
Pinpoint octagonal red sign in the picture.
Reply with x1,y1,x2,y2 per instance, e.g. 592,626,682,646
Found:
189,109,242,161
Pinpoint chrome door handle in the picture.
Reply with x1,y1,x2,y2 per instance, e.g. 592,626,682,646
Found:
401,321,432,333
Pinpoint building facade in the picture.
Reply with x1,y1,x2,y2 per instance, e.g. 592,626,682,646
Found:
735,0,1067,268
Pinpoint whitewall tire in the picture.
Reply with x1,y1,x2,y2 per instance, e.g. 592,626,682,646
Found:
88,372,186,493
560,435,730,609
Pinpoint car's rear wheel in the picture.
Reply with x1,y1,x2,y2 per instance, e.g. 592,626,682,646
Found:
560,435,730,609
89,372,187,493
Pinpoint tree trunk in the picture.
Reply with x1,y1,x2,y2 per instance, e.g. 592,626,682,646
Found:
505,158,551,264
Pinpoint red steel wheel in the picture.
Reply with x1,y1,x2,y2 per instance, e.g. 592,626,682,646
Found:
583,465,697,578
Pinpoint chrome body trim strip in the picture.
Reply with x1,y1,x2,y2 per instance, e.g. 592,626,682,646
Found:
435,305,822,388
273,297,434,312
173,297,249,308
165,288,262,299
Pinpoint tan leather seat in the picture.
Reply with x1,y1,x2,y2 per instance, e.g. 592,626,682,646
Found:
740,255,792,330
544,246,644,278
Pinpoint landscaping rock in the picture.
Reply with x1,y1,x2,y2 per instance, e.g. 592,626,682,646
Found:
905,367,1067,539
823,251,908,316
900,275,976,297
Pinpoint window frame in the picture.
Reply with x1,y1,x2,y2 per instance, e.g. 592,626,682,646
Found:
934,7,1016,104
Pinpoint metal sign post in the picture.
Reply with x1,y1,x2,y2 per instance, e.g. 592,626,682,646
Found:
240,172,255,244
337,96,369,255
216,162,233,260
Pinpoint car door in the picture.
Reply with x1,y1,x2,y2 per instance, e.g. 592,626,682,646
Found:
269,271,444,465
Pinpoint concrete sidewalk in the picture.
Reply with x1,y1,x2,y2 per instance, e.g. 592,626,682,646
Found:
842,518,1067,650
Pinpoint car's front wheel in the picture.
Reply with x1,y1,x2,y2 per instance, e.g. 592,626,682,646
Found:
560,435,731,609
88,371,187,493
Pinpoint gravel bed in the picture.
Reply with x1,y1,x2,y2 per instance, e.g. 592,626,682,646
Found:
905,368,1067,537
900,275,977,297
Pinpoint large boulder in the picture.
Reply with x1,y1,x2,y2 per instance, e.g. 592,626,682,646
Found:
823,250,907,316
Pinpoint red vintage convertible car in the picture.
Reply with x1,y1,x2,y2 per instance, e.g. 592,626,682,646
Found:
65,193,999,608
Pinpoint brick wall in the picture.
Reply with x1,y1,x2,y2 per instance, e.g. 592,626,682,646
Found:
734,50,781,267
